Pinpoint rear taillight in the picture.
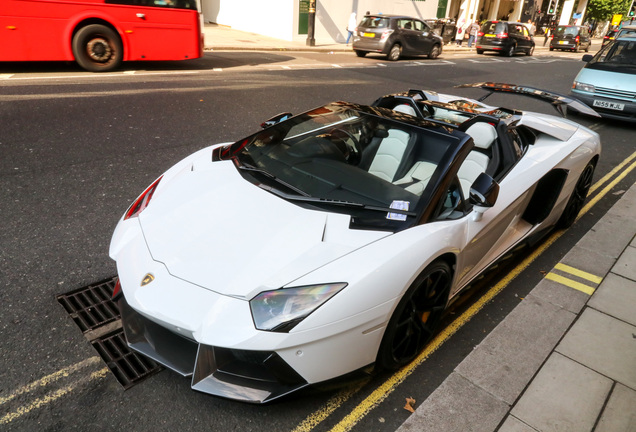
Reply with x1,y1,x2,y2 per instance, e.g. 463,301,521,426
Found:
497,33,508,38
112,280,122,299
380,29,393,41
575,35,580,42
124,176,163,220
603,35,609,39
478,31,484,36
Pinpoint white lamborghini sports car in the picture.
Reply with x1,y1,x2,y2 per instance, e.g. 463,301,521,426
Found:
110,83,601,403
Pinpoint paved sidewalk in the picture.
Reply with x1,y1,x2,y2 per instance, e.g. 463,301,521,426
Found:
397,183,636,431
202,23,602,54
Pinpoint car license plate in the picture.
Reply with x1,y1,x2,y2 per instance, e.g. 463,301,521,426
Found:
485,34,496,37
559,41,567,44
363,32,375,38
593,100,625,110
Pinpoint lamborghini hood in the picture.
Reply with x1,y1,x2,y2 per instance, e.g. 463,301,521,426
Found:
136,161,389,299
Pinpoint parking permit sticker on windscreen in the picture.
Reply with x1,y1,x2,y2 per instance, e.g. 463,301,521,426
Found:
387,200,410,221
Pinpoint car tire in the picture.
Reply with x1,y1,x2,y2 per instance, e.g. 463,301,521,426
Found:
585,43,590,52
72,24,123,72
526,45,534,56
504,44,515,57
556,160,596,229
387,44,402,61
573,43,580,52
376,260,452,370
428,44,441,59
355,50,367,58
549,46,554,51
476,49,484,54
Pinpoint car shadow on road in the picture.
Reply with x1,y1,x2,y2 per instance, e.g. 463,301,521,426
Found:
0,52,297,74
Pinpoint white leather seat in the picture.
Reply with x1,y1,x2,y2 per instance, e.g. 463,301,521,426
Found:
393,104,416,116
368,129,411,182
393,161,437,195
457,123,497,197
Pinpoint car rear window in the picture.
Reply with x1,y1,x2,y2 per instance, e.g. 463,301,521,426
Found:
481,22,507,34
359,17,390,29
554,26,578,37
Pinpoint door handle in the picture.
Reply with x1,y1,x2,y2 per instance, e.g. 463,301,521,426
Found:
136,13,146,19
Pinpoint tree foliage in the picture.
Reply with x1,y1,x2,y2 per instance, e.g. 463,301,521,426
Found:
585,0,632,21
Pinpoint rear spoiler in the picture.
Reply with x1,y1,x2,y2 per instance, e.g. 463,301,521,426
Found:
456,82,601,118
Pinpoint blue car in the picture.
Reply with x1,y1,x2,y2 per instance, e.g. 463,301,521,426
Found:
571,36,636,122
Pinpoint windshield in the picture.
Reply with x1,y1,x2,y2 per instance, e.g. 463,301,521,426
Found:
587,40,636,72
221,103,459,228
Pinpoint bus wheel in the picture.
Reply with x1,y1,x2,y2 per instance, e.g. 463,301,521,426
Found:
73,24,123,72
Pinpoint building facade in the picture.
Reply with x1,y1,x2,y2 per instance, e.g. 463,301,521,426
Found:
199,0,588,43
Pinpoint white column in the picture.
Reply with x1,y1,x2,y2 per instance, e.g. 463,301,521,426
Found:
488,0,501,20
572,0,589,25
559,0,575,25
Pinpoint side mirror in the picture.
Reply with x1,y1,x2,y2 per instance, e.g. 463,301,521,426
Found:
581,54,593,62
469,173,499,221
261,112,292,129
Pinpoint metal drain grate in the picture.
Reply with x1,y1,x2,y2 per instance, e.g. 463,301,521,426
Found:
57,278,120,332
58,277,163,389
91,330,163,389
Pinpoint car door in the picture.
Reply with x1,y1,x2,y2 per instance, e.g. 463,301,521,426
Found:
396,18,417,54
411,19,435,54
436,127,535,294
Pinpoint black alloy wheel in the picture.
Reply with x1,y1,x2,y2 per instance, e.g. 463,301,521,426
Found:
377,260,452,370
72,24,123,72
557,160,596,229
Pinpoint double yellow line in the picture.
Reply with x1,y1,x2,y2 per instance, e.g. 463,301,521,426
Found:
293,148,636,432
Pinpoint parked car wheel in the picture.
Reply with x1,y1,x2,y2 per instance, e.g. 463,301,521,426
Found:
428,44,441,59
526,45,534,56
549,47,554,51
355,50,367,58
504,44,516,57
387,44,402,61
476,49,484,54
376,260,451,370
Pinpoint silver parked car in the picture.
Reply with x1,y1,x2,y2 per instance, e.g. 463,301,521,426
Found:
353,15,443,61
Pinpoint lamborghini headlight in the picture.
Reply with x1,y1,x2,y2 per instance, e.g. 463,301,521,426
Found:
250,283,347,332
573,81,595,93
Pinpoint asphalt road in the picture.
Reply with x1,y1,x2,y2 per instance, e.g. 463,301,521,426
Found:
1,51,635,432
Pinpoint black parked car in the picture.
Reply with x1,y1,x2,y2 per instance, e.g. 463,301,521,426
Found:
549,25,591,52
476,21,535,56
353,15,444,61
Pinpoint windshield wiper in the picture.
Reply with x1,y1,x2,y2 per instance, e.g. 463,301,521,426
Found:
258,185,417,217
236,162,309,197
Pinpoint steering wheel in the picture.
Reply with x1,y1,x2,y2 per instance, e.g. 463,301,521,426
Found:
328,128,362,165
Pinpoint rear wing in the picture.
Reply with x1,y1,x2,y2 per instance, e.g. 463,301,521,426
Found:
456,82,601,118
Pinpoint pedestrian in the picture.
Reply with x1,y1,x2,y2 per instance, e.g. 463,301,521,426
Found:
543,24,552,46
527,20,536,35
467,20,480,48
455,22,465,46
346,12,357,45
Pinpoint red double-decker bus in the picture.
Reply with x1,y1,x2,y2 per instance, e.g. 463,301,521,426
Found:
1,0,204,72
